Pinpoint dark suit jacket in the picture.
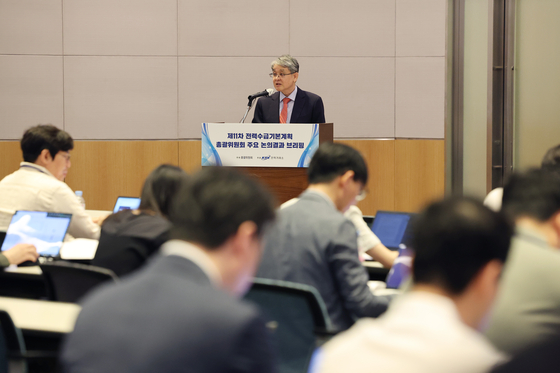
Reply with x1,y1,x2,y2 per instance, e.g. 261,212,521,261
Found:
256,190,390,331
93,210,170,277
252,88,325,124
62,253,276,373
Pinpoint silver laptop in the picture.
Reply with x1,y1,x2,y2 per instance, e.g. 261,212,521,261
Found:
113,196,141,213
0,210,72,258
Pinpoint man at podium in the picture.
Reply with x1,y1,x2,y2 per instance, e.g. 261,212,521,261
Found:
252,55,325,124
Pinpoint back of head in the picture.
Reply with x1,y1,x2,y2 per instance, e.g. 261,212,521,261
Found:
308,143,368,185
412,197,513,295
541,144,560,178
168,167,276,249
138,164,189,218
20,124,74,163
502,168,560,222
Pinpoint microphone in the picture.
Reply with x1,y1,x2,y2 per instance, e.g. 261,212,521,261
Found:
241,88,275,123
248,88,275,101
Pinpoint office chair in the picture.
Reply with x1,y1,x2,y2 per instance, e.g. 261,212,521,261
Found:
0,310,58,373
244,278,336,373
40,262,119,303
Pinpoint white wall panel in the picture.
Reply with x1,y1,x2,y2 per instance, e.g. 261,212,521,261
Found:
291,0,395,57
396,57,445,138
297,57,395,138
0,56,63,139
0,0,62,54
396,0,446,56
63,0,177,56
64,57,177,139
178,0,288,56
178,57,272,138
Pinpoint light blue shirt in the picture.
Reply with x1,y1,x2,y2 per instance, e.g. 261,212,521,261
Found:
279,86,298,123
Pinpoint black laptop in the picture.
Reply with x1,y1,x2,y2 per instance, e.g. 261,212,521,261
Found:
370,210,416,251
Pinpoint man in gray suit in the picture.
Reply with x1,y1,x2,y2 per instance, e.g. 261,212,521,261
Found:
257,142,391,331
485,168,560,355
62,167,277,373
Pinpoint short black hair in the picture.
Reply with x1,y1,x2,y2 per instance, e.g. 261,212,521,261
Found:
541,144,560,178
412,197,513,295
20,124,74,163
502,168,560,222
168,167,276,249
138,164,190,218
307,143,368,185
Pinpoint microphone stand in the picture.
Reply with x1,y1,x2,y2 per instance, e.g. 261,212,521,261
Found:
240,97,255,123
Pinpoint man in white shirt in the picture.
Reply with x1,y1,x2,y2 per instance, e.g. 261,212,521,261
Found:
0,124,99,239
312,197,513,373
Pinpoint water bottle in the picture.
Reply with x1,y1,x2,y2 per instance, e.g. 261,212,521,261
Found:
75,190,86,209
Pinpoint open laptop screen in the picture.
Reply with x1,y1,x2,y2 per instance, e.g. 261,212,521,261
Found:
370,211,414,250
0,211,72,257
113,197,141,213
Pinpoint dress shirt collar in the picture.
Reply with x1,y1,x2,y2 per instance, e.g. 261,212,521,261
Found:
383,291,466,330
515,225,550,249
19,162,56,178
279,85,298,102
160,239,222,286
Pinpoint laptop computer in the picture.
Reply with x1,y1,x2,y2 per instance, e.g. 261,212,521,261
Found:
113,196,141,213
370,210,416,251
1,210,72,259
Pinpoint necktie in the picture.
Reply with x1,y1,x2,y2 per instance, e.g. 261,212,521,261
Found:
280,97,291,124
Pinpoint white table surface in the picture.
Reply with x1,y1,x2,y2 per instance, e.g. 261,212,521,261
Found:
0,296,81,333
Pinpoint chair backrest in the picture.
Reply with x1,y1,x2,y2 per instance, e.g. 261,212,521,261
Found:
243,278,333,373
0,310,26,373
40,262,119,303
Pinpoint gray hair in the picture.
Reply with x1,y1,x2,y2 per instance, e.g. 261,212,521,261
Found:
271,55,299,73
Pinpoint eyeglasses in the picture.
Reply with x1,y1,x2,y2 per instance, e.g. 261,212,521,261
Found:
355,188,368,202
269,72,295,79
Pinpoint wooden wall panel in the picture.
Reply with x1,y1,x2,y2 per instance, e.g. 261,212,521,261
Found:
0,139,445,216
178,140,202,173
336,139,395,216
0,141,22,181
65,141,179,211
395,139,445,212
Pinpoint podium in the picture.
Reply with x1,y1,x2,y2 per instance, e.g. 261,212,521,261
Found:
201,123,333,204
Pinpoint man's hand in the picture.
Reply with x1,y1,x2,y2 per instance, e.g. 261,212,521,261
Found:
3,243,39,265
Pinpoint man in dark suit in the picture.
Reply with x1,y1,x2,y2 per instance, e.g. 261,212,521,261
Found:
252,55,325,124
61,167,277,373
257,143,391,331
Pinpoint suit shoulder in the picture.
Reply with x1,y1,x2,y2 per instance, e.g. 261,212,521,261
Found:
298,88,322,102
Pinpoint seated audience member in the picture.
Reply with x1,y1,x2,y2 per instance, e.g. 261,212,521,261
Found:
281,198,397,267
92,165,189,277
484,143,560,211
257,142,391,331
485,169,560,354
312,197,513,373
62,167,277,373
345,205,398,267
0,243,38,267
491,335,560,373
0,124,99,239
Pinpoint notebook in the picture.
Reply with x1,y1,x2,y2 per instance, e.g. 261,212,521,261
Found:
0,210,72,257
370,210,416,251
113,196,141,213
